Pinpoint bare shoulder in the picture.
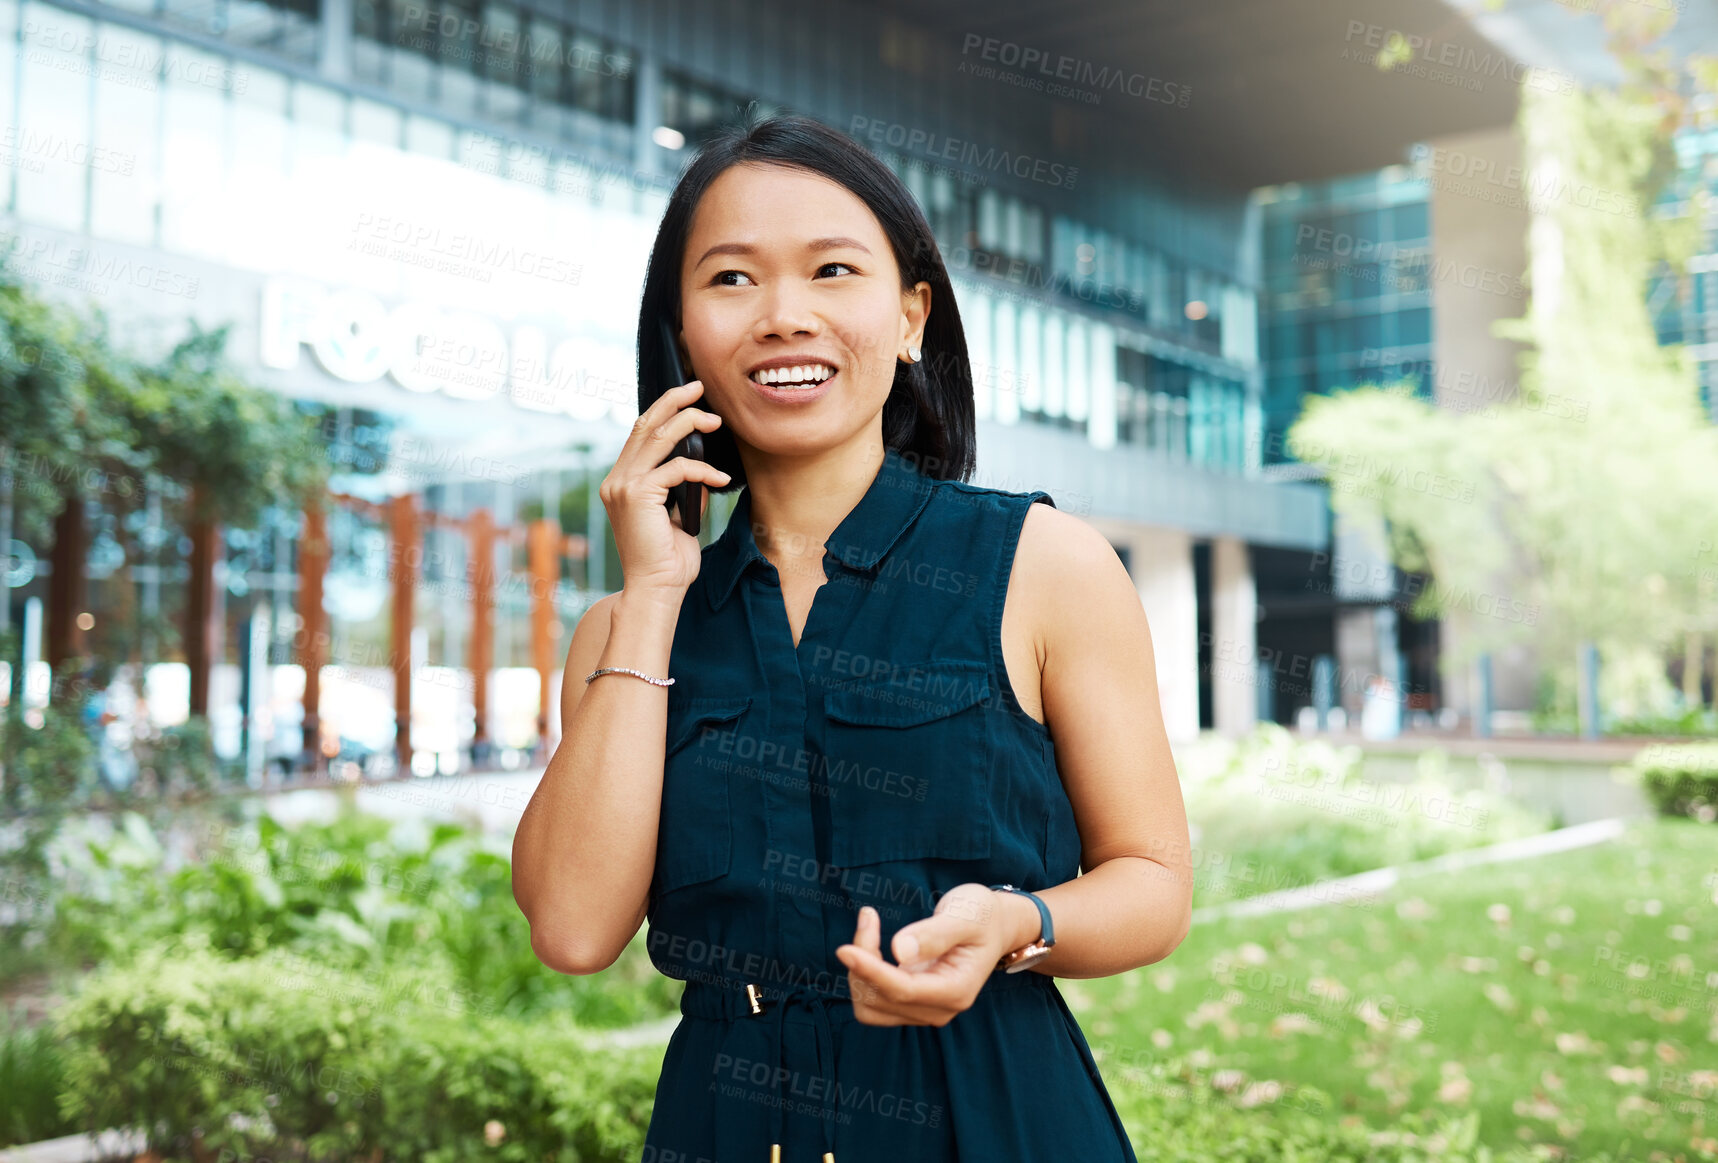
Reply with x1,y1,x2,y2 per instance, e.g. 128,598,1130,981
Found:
1015,501,1133,603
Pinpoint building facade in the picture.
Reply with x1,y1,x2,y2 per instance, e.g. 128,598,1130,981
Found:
2,0,1359,774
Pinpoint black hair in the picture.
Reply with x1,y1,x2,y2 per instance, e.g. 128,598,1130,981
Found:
633,107,977,490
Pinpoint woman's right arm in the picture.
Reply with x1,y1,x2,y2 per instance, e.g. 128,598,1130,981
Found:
509,587,678,974
510,379,731,975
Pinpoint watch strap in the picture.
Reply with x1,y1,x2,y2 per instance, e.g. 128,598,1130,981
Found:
988,883,1054,948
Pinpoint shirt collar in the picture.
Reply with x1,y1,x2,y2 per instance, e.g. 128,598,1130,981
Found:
704,446,934,613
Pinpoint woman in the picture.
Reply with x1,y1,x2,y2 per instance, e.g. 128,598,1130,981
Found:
511,111,1193,1162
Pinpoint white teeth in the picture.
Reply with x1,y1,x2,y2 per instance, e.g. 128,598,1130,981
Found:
752,363,835,387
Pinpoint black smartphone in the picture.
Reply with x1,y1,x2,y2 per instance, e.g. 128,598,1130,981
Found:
657,316,705,538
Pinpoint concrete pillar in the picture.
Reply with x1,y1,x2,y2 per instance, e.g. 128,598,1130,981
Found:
1330,507,1393,721
1210,535,1258,737
1093,522,1199,744
1334,607,1381,720
1424,121,1537,719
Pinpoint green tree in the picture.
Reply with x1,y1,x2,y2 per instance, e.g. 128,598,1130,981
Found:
1290,5,1718,733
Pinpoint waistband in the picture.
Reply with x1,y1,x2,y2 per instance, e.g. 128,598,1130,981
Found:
679,962,1055,1021
679,968,1056,1160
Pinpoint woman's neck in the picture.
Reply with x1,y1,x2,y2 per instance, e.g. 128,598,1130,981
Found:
742,439,885,580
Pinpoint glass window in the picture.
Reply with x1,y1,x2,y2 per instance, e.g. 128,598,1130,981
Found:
965,291,993,421
569,31,604,116
1356,312,1382,352
438,54,480,120
1021,202,1044,264
480,2,521,84
661,69,748,150
1391,200,1428,243
351,97,401,148
602,42,636,123
226,69,291,269
0,4,13,214
161,0,217,37
91,23,162,246
390,44,436,103
1018,302,1043,414
224,0,318,65
1065,315,1089,422
977,188,1001,253
1042,310,1066,420
405,112,456,160
160,42,230,259
17,3,93,232
991,298,1019,423
1397,307,1431,347
525,16,562,108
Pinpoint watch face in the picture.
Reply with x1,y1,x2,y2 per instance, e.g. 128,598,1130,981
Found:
1003,943,1052,973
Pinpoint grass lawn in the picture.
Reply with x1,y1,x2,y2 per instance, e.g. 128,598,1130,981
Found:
1066,816,1718,1161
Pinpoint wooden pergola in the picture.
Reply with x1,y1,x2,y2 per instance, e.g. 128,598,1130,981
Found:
287,489,587,773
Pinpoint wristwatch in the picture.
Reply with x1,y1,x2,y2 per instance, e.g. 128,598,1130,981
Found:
988,883,1055,973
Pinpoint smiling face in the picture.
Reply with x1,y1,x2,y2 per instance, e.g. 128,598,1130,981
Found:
677,162,931,464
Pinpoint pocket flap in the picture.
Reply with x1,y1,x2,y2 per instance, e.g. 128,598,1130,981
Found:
823,659,991,727
665,696,753,755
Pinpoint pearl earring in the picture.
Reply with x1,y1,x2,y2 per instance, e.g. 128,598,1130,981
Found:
905,345,921,363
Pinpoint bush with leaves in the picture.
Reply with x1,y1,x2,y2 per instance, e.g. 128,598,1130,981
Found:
43,799,681,1028
1623,739,1718,821
1176,723,1552,905
51,939,660,1163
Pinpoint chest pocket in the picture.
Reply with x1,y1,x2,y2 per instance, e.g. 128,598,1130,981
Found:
818,658,993,868
655,695,752,898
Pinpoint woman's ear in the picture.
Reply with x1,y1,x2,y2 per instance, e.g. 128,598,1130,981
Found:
902,280,933,347
676,328,696,381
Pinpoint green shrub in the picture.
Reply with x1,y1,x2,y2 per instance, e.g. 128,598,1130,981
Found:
52,938,661,1163
0,1001,74,1148
1626,739,1718,821
1177,724,1551,905
130,716,221,798
43,803,681,1028
1608,704,1718,737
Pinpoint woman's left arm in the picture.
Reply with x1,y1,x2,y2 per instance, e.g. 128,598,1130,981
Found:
836,503,1196,1021
1002,500,1194,979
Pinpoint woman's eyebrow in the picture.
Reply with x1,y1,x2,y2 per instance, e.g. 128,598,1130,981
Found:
693,236,873,269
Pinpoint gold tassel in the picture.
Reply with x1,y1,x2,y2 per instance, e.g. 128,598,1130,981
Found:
824,1154,836,1163
768,1145,780,1163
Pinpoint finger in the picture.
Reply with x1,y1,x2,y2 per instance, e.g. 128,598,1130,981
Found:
620,381,713,463
647,457,733,499
838,941,955,1010
854,905,881,955
641,400,723,460
892,915,966,972
843,963,962,1027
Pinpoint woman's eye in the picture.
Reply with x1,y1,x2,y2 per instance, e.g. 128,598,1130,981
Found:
712,262,856,287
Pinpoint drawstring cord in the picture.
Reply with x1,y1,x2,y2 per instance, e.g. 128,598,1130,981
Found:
750,982,838,1162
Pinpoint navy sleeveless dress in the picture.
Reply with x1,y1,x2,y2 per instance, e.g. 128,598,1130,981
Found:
640,445,1138,1162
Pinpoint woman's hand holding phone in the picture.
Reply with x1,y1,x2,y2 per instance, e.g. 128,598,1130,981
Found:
599,379,732,599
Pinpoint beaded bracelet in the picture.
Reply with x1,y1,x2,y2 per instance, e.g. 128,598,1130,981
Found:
584,666,675,687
